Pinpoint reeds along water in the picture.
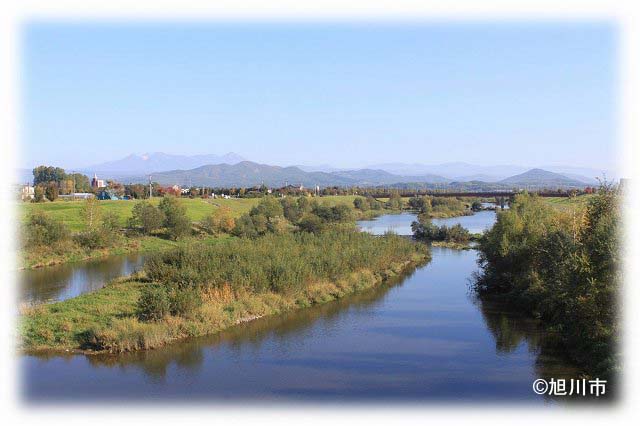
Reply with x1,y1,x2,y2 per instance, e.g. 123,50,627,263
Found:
144,229,429,295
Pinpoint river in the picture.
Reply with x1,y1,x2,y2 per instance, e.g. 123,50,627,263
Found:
22,209,581,402
356,210,497,236
19,253,146,304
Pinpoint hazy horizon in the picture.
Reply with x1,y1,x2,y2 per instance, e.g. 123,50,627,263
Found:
16,150,614,175
22,22,617,171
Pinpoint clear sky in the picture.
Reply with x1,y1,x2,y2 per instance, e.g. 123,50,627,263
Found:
21,21,617,170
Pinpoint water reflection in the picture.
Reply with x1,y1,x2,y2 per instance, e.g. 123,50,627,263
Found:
23,248,583,402
84,271,411,379
19,254,145,304
357,209,498,236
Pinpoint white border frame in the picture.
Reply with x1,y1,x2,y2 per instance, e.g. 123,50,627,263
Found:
1,1,638,424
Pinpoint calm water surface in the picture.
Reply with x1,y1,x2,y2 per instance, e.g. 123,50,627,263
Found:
23,212,581,403
356,209,499,236
20,254,145,304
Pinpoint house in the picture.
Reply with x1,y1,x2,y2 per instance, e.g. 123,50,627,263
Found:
20,184,34,201
91,173,106,188
59,192,95,200
97,189,119,200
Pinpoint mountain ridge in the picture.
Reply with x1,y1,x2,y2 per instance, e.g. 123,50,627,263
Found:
122,162,590,189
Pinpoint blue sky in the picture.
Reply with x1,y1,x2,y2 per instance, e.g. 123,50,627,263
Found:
21,21,617,170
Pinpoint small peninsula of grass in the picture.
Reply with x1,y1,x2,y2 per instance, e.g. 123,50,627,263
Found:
20,230,429,353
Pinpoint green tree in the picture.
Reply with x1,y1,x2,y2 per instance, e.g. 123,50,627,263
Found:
68,173,91,193
408,196,431,214
385,192,403,210
44,182,59,202
129,201,165,234
475,188,620,378
32,185,45,203
33,165,67,186
249,196,284,219
80,197,101,229
137,285,170,322
297,214,325,234
200,206,235,235
159,196,191,239
353,197,368,211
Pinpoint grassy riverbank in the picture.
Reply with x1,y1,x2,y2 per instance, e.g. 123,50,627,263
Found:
20,234,235,270
18,195,400,270
20,231,429,353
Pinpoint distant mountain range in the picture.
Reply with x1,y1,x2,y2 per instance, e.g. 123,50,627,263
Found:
127,162,354,188
362,162,607,184
121,161,591,189
82,152,246,176
16,151,612,189
77,153,610,184
498,168,586,187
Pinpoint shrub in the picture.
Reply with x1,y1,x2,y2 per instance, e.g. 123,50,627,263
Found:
474,187,621,378
144,229,428,296
353,197,368,211
167,285,202,318
32,185,45,203
137,285,170,322
408,196,431,214
365,196,383,210
385,192,403,210
129,201,165,234
233,197,289,238
312,203,353,223
297,213,325,234
200,206,235,235
280,197,304,222
430,197,467,216
24,211,70,247
45,182,59,202
411,216,471,243
158,196,191,239
232,214,260,238
75,211,121,249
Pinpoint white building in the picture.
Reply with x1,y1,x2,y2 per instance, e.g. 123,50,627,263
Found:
21,184,34,201
91,174,106,188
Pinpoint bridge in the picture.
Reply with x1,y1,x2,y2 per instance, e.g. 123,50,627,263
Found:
362,190,568,198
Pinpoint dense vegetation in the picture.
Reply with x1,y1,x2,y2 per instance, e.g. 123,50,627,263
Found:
473,185,620,378
406,195,471,218
21,230,429,352
232,196,354,237
411,216,471,244
144,230,419,297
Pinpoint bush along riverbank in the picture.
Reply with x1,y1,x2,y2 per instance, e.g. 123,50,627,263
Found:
473,184,621,379
19,194,408,270
410,211,478,250
20,229,429,353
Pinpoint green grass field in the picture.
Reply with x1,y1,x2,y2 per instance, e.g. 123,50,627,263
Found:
542,195,594,212
18,195,381,232
19,197,261,232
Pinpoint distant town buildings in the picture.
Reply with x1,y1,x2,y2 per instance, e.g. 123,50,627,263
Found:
21,184,34,201
91,173,106,188
59,193,95,200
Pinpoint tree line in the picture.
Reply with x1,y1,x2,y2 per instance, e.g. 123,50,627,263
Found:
473,184,620,379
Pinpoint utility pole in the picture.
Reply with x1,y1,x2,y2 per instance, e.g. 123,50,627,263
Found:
71,170,76,200
149,175,152,199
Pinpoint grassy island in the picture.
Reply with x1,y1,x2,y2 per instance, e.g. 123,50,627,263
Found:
20,230,429,353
